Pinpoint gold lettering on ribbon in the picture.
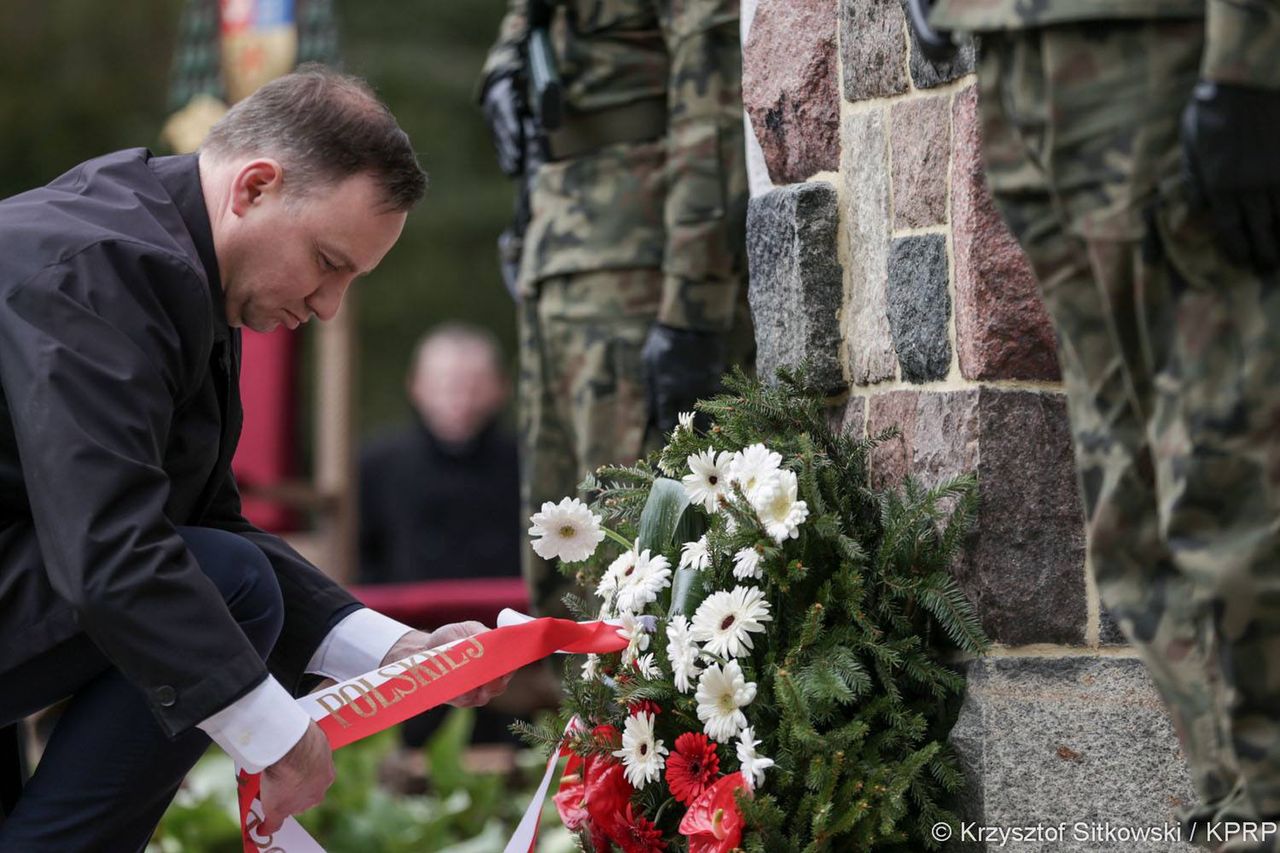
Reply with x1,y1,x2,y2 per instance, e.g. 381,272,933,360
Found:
464,638,485,659
338,682,380,718
313,692,352,730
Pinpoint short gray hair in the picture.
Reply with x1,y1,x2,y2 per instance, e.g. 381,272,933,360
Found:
200,64,427,212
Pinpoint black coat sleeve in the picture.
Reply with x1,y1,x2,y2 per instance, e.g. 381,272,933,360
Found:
199,468,361,695
0,243,266,736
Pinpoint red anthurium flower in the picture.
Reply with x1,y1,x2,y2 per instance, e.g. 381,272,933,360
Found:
553,753,589,830
679,773,747,853
585,757,635,834
665,731,721,806
610,803,668,853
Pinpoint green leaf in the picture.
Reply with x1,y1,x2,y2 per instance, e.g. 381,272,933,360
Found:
425,707,475,796
632,477,701,616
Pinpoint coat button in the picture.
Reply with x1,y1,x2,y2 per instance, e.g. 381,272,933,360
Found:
155,685,177,707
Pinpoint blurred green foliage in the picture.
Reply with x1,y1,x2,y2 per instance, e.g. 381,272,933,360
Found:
0,0,517,434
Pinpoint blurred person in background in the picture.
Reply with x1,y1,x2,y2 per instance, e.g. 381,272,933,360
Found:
359,323,520,587
478,0,753,620
359,323,524,789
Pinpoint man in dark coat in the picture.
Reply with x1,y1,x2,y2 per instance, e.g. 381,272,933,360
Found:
0,66,508,850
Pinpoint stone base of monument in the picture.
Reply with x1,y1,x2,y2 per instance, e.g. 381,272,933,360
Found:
950,656,1199,852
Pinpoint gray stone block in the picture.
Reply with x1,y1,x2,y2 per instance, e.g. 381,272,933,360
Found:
1100,606,1129,646
747,182,845,393
888,235,951,383
840,0,910,102
952,656,1198,852
901,4,977,89
841,110,898,385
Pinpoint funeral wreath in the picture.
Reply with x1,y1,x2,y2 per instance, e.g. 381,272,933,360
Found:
518,369,989,852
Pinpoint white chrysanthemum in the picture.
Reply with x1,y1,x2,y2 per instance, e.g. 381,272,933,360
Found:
695,660,756,743
614,549,672,614
678,535,712,571
581,653,600,682
736,725,774,790
732,547,763,580
665,614,703,693
528,498,605,563
750,469,810,543
691,585,773,659
617,614,652,666
683,449,733,513
612,711,668,788
728,443,782,499
677,411,696,432
634,653,661,679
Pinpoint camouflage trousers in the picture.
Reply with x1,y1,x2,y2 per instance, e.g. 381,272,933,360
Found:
981,21,1280,851
517,268,662,618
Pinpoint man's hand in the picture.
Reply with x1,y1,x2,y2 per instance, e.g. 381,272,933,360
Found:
641,324,726,436
1181,81,1280,272
257,720,334,835
382,623,513,707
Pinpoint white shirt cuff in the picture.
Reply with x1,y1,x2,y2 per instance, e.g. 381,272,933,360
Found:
197,676,310,773
304,608,413,681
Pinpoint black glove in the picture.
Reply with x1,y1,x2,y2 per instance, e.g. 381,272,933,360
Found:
482,73,527,178
641,324,726,437
1181,81,1280,272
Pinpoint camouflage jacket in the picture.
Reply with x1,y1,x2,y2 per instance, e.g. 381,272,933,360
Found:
930,0,1280,90
482,0,748,333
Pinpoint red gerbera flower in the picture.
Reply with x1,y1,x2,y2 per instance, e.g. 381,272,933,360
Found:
665,731,721,805
610,803,668,853
679,773,747,853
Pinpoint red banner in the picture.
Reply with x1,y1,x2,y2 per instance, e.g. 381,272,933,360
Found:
237,617,627,851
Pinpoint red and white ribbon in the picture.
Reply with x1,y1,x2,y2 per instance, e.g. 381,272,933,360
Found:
236,611,626,852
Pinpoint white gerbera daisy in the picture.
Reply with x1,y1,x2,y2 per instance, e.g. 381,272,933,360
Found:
677,411,696,432
581,653,600,682
665,614,703,693
678,535,712,571
617,613,652,666
682,449,734,513
732,547,763,580
736,725,775,790
750,469,810,543
728,443,782,499
614,549,672,614
695,660,756,742
613,711,668,788
597,549,637,603
634,653,661,679
691,585,773,659
528,498,605,563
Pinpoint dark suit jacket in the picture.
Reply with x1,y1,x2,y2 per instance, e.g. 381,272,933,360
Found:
0,149,359,736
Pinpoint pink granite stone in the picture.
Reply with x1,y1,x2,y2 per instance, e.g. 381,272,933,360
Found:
891,95,950,230
951,85,1061,381
743,0,840,185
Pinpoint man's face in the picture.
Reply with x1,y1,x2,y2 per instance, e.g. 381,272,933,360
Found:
218,163,407,332
410,341,509,445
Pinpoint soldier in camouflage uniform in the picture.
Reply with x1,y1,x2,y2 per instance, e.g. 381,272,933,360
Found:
479,0,751,618
919,0,1280,848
